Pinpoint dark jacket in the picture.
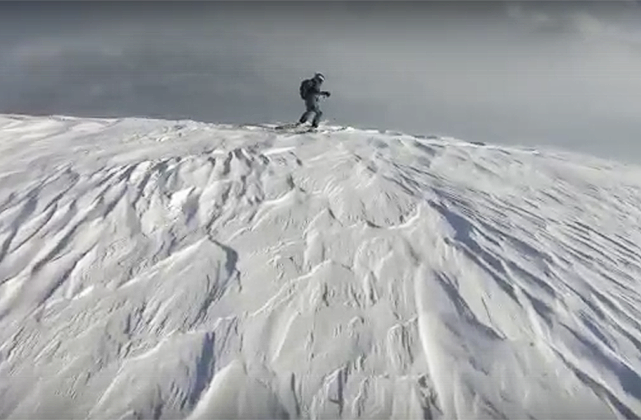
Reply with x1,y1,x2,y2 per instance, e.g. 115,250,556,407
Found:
302,79,329,102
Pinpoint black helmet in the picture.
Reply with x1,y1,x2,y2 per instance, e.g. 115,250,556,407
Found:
313,73,325,82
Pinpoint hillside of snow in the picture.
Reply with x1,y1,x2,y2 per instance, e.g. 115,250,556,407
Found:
1,114,641,419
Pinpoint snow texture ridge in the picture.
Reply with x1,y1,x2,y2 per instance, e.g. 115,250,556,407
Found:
1,115,641,419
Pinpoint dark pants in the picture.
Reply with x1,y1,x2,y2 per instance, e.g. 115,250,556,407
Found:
299,97,323,127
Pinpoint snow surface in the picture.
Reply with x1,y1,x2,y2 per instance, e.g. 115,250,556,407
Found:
1,114,641,419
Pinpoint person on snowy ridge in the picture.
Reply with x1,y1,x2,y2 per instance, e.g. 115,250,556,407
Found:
298,73,331,129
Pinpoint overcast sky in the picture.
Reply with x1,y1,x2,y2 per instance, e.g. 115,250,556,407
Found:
1,1,640,162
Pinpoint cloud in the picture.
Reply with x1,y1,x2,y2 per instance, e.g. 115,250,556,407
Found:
1,2,641,162
506,1,640,40
506,3,557,32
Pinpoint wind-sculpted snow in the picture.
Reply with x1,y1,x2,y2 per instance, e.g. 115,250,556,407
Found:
1,115,641,419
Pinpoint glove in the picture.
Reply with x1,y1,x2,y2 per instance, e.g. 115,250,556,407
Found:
324,91,331,98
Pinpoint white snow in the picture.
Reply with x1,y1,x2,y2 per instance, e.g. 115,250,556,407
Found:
1,114,641,419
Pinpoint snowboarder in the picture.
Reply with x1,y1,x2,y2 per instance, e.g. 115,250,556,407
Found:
298,73,331,129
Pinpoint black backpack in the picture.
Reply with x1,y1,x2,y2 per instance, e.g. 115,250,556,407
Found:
299,79,314,99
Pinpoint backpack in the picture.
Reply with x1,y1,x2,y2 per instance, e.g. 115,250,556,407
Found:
299,79,314,100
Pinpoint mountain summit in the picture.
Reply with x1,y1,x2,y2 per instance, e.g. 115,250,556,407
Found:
1,115,640,419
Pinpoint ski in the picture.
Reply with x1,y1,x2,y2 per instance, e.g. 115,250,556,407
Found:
241,123,346,135
274,123,300,130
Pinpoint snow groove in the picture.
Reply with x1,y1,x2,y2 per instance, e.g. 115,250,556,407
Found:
1,114,641,419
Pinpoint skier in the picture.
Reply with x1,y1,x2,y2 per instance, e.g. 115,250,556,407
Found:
298,73,331,129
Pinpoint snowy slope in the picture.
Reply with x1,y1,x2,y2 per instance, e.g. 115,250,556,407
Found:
1,114,641,419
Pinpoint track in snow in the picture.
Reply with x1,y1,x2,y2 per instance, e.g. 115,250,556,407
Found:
1,115,641,419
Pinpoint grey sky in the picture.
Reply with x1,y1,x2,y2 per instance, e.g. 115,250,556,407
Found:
1,1,640,163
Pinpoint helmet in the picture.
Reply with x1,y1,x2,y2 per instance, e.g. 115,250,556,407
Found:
313,73,325,82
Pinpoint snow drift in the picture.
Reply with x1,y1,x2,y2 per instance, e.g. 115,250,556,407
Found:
1,114,641,419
